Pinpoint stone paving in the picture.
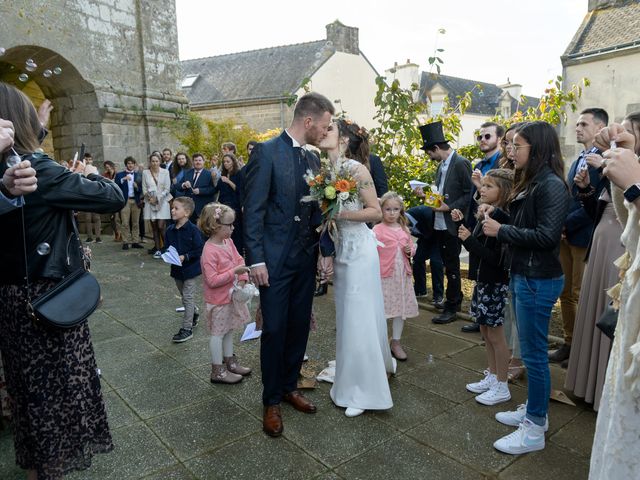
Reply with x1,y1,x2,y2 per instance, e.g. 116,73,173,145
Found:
0,240,595,479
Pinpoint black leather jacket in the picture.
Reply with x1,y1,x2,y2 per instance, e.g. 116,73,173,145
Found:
494,166,570,278
0,153,125,284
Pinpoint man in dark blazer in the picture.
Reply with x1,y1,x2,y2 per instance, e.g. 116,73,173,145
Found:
414,121,472,324
369,153,388,198
243,92,333,437
115,156,143,250
406,205,444,305
176,152,215,221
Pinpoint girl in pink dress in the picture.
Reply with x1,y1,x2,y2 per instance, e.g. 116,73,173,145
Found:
373,192,419,361
199,203,252,384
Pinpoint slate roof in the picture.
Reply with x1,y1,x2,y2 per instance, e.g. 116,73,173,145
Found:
563,0,640,59
181,41,334,106
419,72,539,116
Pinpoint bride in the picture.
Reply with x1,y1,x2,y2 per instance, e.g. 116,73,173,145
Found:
318,118,395,417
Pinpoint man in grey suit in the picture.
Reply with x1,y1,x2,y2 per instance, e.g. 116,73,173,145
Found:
414,121,472,324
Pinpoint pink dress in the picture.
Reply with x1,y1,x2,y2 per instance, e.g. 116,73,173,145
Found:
373,224,419,320
201,239,250,336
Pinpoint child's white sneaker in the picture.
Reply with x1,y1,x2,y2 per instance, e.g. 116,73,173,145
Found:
493,418,545,454
495,403,549,431
475,381,511,405
466,370,497,394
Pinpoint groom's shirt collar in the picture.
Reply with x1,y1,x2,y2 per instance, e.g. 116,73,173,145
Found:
284,129,304,148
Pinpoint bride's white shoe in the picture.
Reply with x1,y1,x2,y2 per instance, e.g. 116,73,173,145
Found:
345,407,365,417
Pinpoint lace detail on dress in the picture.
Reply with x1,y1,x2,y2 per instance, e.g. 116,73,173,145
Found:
589,199,640,479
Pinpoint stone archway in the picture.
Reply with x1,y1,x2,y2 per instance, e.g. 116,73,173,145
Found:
0,45,102,163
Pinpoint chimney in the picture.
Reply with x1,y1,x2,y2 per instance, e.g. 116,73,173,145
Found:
498,81,522,102
326,20,359,55
385,59,420,100
588,0,621,11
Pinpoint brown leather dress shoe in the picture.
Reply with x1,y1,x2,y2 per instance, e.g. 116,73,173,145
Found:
283,390,317,413
263,405,283,437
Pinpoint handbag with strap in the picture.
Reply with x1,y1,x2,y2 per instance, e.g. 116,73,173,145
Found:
20,208,101,329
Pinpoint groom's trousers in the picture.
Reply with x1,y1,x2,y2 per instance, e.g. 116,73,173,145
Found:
259,249,316,406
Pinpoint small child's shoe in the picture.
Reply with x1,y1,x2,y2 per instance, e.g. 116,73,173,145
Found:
225,355,252,376
210,364,242,384
390,340,408,361
172,328,193,343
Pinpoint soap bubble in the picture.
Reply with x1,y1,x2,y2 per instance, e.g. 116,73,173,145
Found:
53,67,62,75
18,73,29,82
25,59,37,72
37,242,51,255
315,52,321,58
0,47,5,56
43,69,52,78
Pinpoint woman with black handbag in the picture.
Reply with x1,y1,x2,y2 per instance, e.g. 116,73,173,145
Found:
0,82,125,479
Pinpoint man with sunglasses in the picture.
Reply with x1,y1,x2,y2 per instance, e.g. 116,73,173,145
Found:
461,122,504,332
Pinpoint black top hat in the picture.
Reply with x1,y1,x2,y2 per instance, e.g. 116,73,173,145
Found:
419,121,447,151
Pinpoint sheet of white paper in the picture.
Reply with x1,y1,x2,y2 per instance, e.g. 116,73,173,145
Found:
161,245,182,266
409,180,428,190
240,322,262,341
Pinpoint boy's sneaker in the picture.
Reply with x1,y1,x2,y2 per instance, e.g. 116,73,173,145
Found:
153,250,162,259
172,328,193,343
476,382,511,405
95,237,103,243
466,370,497,394
493,418,545,455
85,237,94,243
176,306,185,313
495,403,549,431
192,311,199,328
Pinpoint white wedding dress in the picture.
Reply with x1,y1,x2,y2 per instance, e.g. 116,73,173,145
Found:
329,159,394,412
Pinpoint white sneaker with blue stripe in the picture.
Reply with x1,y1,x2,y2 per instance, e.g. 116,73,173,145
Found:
495,403,549,431
493,418,545,454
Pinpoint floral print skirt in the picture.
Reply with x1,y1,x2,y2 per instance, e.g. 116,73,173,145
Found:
470,281,509,327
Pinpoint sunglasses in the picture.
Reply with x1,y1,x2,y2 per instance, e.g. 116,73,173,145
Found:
476,133,493,141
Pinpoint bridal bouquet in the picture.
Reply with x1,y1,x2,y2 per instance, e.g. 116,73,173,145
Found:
304,158,358,219
303,158,358,256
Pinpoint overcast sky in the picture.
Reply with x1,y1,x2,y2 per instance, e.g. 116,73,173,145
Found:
175,0,587,98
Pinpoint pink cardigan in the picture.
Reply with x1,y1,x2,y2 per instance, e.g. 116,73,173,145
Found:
201,239,249,305
373,223,415,278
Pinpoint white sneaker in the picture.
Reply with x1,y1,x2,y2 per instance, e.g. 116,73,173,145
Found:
495,403,549,431
175,307,185,313
345,407,365,417
475,382,511,406
466,370,497,394
493,418,545,454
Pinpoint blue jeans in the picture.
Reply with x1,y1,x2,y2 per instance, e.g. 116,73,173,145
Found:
511,274,564,426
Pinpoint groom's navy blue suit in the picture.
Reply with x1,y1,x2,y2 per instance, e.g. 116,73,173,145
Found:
243,131,321,406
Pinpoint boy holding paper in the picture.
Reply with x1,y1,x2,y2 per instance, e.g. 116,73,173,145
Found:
165,196,205,343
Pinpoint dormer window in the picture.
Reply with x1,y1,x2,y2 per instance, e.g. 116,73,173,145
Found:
181,75,199,88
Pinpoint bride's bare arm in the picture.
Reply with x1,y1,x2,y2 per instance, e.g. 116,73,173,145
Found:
336,163,382,223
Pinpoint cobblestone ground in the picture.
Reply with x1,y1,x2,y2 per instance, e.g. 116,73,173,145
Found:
0,240,595,479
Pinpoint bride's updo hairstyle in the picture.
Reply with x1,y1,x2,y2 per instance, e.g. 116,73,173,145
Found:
337,118,370,170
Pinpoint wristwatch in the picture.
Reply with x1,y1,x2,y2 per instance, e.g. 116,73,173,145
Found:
623,183,640,203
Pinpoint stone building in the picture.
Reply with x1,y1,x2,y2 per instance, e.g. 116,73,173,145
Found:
0,0,187,166
559,0,640,157
388,60,539,147
180,20,380,132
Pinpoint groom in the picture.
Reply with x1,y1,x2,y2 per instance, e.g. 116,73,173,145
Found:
243,92,334,437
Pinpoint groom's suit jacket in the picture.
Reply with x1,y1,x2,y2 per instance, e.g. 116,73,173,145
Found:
243,131,321,278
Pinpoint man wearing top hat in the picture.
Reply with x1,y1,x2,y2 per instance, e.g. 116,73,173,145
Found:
413,121,472,324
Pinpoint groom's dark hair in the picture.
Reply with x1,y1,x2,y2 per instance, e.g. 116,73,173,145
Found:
293,92,335,120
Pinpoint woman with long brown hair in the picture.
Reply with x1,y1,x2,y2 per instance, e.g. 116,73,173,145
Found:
481,121,570,454
0,82,123,479
214,152,245,254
